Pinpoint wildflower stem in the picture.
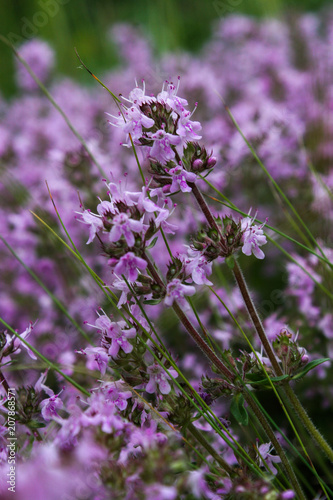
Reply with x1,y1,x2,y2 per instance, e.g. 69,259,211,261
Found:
143,253,235,381
0,370,10,394
191,181,333,473
187,422,234,476
232,260,283,377
244,391,306,500
189,183,283,375
282,384,333,463
172,302,236,381
190,183,221,235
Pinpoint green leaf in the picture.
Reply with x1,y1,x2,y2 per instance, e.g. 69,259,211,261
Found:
246,373,290,386
230,393,248,426
292,358,330,381
146,237,158,249
143,298,162,305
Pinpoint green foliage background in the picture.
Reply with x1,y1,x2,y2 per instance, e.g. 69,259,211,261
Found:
0,0,330,96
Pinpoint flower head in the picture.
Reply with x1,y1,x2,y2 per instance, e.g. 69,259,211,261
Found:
146,363,178,395
164,279,196,307
241,215,267,259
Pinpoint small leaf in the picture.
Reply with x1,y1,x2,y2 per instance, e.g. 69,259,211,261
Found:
246,373,290,386
146,237,158,250
143,298,162,305
230,393,248,426
292,358,330,381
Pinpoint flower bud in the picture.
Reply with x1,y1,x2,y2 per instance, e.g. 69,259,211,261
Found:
207,156,217,168
192,159,204,171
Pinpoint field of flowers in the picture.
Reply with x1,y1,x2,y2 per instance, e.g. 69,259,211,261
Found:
0,9,333,500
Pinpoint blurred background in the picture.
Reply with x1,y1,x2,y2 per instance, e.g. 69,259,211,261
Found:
0,0,330,97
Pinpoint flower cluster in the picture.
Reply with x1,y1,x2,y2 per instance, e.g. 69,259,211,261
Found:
1,11,333,499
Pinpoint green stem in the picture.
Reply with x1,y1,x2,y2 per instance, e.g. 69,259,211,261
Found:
143,252,236,382
283,384,333,464
244,391,306,500
189,183,333,481
232,260,283,377
187,422,235,476
172,302,235,382
0,370,10,394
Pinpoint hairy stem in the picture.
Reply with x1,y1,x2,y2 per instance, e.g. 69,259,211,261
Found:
172,302,235,381
187,421,235,475
191,183,282,376
282,384,333,463
233,259,333,461
190,182,333,465
143,253,235,382
190,183,222,235
232,260,283,377
244,391,306,500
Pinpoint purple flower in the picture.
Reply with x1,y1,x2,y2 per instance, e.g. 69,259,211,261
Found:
13,323,37,360
149,130,182,164
144,484,177,500
182,252,213,285
154,207,178,234
109,213,144,247
76,210,104,244
281,491,296,499
40,384,64,421
79,346,109,375
176,110,202,141
111,277,131,307
146,364,178,395
157,80,188,113
113,252,148,282
241,216,267,259
126,82,156,106
107,105,155,145
258,442,281,475
100,381,132,411
96,317,136,358
16,39,55,91
168,165,197,193
165,279,196,307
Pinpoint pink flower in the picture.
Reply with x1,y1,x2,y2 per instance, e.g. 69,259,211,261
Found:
168,165,197,193
113,252,148,282
76,210,104,244
176,110,202,141
100,381,132,411
164,279,196,307
182,253,213,285
149,130,182,164
96,317,136,358
40,384,64,421
109,213,144,247
258,442,281,475
241,216,267,259
79,346,109,375
157,80,188,113
127,82,156,106
107,105,155,145
13,323,37,360
146,364,178,395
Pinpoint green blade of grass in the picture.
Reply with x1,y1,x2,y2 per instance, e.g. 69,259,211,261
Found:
200,175,333,269
219,95,329,263
0,317,90,396
0,35,106,177
0,235,93,344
